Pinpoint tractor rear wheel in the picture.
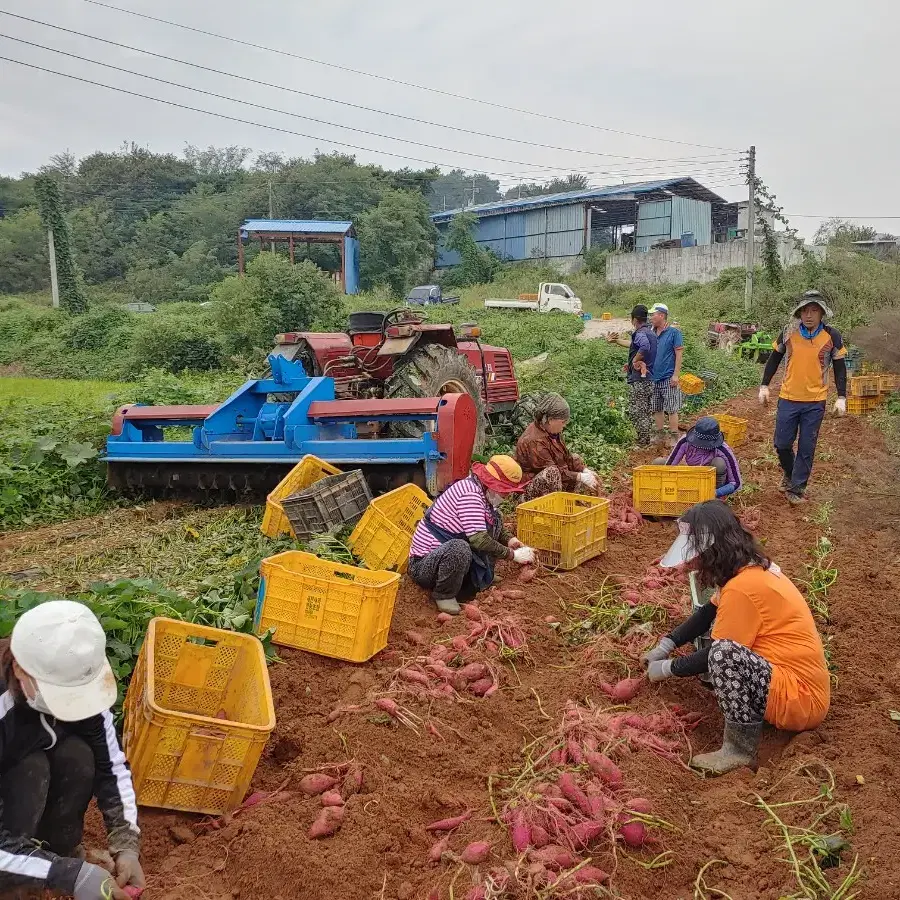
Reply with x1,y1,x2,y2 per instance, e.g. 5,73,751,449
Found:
385,344,488,451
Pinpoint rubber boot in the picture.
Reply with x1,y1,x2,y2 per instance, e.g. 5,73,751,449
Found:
690,721,762,775
786,490,807,506
779,474,792,492
434,596,461,615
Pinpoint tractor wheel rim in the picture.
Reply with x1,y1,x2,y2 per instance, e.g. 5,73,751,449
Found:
439,378,469,396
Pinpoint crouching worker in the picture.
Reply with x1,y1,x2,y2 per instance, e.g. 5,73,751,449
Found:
653,416,742,498
408,455,536,615
641,501,829,775
514,393,599,501
0,601,142,899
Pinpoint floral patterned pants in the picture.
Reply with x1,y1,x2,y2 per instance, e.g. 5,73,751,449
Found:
628,380,655,445
708,639,772,725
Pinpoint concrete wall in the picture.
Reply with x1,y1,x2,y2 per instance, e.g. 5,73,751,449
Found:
606,236,806,285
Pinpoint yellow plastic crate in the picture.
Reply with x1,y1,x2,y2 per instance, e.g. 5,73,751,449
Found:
849,375,881,398
861,361,883,375
632,465,716,517
123,618,275,816
348,484,431,573
716,414,748,447
847,396,882,415
516,492,610,570
877,374,898,394
256,551,401,662
261,455,341,538
679,373,705,395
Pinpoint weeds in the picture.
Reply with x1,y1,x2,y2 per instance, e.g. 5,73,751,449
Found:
810,501,835,527
799,536,838,623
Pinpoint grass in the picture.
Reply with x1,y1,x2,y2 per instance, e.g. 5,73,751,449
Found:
0,376,130,403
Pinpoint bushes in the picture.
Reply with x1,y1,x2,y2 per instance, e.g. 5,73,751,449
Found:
129,308,223,373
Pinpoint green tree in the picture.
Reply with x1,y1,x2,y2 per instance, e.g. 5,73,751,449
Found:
126,240,227,305
0,209,48,294
440,212,500,288
211,254,345,354
69,201,131,283
34,175,87,314
503,173,590,200
813,218,879,246
358,190,436,293
427,170,501,212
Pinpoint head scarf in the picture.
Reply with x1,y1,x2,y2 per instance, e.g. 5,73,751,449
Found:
534,393,571,427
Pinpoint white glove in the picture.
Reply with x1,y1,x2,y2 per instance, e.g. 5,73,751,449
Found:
758,386,770,405
512,546,536,565
640,636,676,669
577,469,598,490
834,397,846,416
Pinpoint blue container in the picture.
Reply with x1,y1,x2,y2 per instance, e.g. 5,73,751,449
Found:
581,313,593,321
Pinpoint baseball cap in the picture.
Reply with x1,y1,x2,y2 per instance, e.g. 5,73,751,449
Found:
649,303,669,315
11,601,116,722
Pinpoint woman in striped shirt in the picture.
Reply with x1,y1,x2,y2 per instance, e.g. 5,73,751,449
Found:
408,455,537,615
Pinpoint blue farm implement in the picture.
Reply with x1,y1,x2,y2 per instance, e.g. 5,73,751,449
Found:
105,355,477,499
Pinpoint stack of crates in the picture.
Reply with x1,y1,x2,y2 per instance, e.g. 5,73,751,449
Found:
849,375,881,398
847,396,882,416
877,374,899,395
715,414,748,447
348,484,431,573
281,470,372,541
679,373,705,395
256,551,401,662
632,465,716,517
261,455,341,538
123,618,276,816
516,492,610,570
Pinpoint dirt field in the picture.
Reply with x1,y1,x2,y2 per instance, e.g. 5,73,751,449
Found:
4,387,898,899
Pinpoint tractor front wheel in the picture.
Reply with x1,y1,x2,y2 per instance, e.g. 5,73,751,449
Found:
385,344,488,451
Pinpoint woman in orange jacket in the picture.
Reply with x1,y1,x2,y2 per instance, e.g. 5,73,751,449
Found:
640,501,829,775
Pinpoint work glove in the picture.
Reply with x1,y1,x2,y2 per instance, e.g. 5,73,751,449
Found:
640,636,676,669
512,546,536,565
834,397,846,417
73,862,128,900
114,850,146,893
576,469,598,490
646,659,674,682
758,386,770,405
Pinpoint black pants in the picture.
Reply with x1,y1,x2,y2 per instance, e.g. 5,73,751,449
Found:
0,735,95,856
408,540,478,604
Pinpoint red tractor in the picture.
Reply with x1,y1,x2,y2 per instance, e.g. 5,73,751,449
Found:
272,309,519,449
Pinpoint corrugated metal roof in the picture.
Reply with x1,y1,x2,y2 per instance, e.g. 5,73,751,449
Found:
431,178,725,223
240,219,353,234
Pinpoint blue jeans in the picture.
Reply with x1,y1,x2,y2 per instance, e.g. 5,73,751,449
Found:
773,399,826,495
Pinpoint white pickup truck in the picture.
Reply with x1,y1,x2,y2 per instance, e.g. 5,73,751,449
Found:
484,282,583,315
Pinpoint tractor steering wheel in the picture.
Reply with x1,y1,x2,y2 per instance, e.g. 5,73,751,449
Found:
384,307,427,328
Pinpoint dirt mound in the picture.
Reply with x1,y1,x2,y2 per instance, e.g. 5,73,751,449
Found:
85,386,900,899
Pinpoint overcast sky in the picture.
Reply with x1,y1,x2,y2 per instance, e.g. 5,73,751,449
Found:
0,0,897,238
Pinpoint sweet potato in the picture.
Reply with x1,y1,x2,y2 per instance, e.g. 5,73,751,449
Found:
308,805,344,838
557,773,592,818
398,668,431,686
123,890,144,900
451,635,470,652
531,845,576,871
465,888,486,900
405,630,427,645
627,797,652,814
618,821,647,847
623,590,642,605
469,677,495,696
569,821,606,849
518,567,537,584
463,604,484,621
425,810,473,832
458,662,489,682
299,774,338,796
573,866,610,885
599,676,644,702
460,841,491,864
428,834,451,863
374,697,401,717
584,752,623,789
320,790,344,807
510,809,531,852
530,824,550,849
502,589,526,600
341,763,364,799
436,612,454,624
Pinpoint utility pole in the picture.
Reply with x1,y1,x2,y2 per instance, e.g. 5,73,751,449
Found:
268,180,276,252
47,228,59,309
744,145,756,312
470,175,479,207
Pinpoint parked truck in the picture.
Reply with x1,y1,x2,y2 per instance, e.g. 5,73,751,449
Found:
405,285,459,306
484,282,583,315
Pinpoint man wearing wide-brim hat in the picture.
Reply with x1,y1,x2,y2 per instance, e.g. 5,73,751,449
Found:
758,290,848,505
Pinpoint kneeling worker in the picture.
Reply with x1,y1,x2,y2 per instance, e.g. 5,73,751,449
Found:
653,416,742,498
641,501,829,775
0,601,143,899
408,455,536,615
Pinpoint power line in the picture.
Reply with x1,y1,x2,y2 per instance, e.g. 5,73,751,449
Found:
82,0,741,153
0,10,746,168
0,33,746,182
784,214,900,220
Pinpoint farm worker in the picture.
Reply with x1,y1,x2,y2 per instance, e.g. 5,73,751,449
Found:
651,416,742,498
625,304,658,446
759,290,847,505
648,303,684,448
641,501,829,775
408,455,536,615
0,601,143,899
514,393,599,501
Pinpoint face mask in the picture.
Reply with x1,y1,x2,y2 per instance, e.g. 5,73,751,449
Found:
485,490,503,508
25,690,54,715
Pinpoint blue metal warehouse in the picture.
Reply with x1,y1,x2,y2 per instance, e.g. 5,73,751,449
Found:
431,178,728,271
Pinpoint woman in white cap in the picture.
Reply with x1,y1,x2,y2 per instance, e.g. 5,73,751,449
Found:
0,601,143,899
759,290,848,505
640,501,829,775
